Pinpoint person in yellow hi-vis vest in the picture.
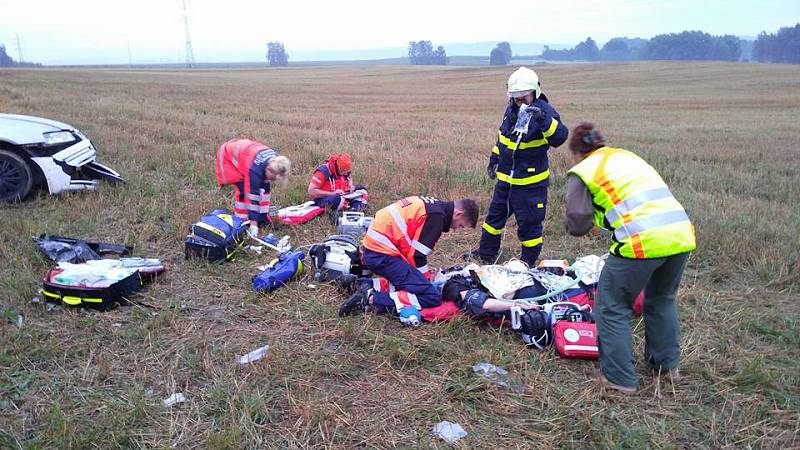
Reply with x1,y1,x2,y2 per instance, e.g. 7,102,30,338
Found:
564,122,696,395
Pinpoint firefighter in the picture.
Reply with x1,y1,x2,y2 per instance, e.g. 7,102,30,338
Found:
338,196,479,316
215,138,291,237
472,67,568,266
307,153,368,212
564,122,696,394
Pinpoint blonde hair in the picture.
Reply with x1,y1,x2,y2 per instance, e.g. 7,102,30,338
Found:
268,155,291,186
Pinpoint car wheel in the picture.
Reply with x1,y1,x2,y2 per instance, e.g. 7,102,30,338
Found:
0,150,33,202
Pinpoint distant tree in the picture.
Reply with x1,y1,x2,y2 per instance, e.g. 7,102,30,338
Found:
642,31,740,61
266,41,289,67
408,40,447,65
601,38,630,60
489,41,512,65
541,45,575,60
0,45,13,67
753,23,800,63
574,37,601,60
433,45,449,65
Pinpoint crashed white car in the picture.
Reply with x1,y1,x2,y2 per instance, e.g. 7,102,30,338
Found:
0,113,123,202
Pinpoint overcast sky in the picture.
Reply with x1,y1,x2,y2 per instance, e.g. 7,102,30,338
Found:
1,0,797,65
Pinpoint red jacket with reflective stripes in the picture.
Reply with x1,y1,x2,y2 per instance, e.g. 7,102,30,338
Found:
215,138,277,223
363,196,453,270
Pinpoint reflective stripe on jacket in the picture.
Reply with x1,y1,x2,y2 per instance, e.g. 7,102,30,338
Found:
310,164,350,192
567,147,696,259
215,138,276,223
362,196,452,272
492,98,568,188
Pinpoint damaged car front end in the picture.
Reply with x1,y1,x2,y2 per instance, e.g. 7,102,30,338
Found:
0,113,123,202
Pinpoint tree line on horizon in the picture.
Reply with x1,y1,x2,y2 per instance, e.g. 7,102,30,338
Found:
488,22,798,65
0,45,42,67
261,21,800,68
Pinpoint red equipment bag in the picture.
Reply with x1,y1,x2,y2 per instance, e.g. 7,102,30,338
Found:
552,307,599,359
276,201,325,225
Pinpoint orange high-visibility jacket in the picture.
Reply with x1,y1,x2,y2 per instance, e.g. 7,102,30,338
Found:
215,138,277,223
363,196,453,273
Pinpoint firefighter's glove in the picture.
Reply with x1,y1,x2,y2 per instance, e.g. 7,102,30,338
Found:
487,154,499,180
525,105,545,125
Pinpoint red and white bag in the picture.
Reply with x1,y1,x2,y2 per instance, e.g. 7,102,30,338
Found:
552,307,599,359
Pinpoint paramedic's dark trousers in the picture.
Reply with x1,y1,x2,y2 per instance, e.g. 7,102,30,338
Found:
362,250,441,313
478,183,547,265
596,252,690,388
313,185,368,211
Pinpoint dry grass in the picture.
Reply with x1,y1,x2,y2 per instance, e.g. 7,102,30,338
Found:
1,62,799,449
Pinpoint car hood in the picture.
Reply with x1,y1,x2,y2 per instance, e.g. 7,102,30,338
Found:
0,113,78,145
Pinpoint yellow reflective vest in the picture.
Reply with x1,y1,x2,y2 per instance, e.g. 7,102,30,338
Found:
567,147,696,259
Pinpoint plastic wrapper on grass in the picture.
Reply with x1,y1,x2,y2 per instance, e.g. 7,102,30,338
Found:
432,421,467,443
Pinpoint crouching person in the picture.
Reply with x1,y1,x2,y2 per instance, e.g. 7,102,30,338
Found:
338,196,479,316
215,138,291,237
308,153,368,213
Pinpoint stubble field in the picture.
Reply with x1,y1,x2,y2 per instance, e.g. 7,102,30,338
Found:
1,62,799,448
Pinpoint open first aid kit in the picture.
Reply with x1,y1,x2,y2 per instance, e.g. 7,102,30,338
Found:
42,258,166,310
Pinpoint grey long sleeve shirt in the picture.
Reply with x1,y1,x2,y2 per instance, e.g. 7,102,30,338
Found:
563,174,595,236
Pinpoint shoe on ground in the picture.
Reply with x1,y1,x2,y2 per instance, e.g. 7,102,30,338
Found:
338,288,370,317
590,369,637,395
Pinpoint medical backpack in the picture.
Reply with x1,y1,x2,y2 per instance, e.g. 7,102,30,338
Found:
552,306,599,359
184,209,249,262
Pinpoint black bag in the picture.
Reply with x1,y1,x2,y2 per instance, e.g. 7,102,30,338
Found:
184,210,249,262
32,234,131,263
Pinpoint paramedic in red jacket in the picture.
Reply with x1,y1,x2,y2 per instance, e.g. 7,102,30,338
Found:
338,195,479,316
215,138,291,236
307,153,368,212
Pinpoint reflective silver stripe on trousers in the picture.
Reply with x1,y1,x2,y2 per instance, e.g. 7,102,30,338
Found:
234,201,249,210
614,210,690,241
387,205,433,256
234,212,248,218
245,193,261,201
389,291,421,310
367,228,400,252
605,187,674,225
257,205,270,213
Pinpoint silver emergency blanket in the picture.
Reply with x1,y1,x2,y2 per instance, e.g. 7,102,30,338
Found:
471,260,577,300
571,254,606,285
53,258,163,288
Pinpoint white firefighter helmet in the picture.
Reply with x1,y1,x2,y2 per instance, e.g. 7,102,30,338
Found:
507,67,541,99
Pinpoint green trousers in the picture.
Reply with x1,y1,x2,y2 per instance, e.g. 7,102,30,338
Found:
595,252,690,388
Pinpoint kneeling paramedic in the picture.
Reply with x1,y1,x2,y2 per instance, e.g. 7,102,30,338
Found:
307,153,368,212
475,67,568,266
338,196,479,316
564,123,696,394
215,138,291,237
